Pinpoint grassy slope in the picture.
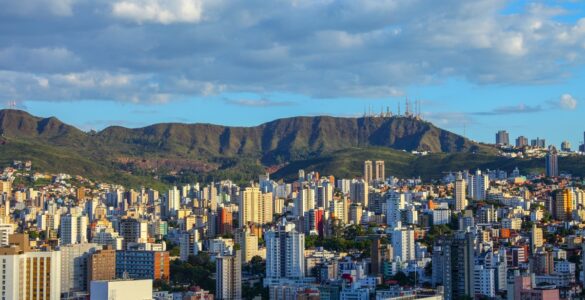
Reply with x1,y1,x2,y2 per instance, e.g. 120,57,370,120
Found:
273,147,585,181
0,137,169,190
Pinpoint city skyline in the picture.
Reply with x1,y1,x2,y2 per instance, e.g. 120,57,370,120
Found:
1,1,585,147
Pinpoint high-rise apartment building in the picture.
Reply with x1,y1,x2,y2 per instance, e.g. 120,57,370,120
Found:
0,180,11,200
60,243,100,296
391,227,415,262
349,179,369,208
179,229,200,261
217,206,233,236
454,172,467,211
363,160,373,183
88,246,116,285
295,186,316,217
546,146,559,177
60,213,89,245
349,203,363,225
235,226,259,263
468,170,489,201
553,189,573,221
240,186,262,227
265,220,305,280
495,130,509,146
386,193,406,227
374,160,385,182
0,236,61,300
531,137,546,148
115,250,170,281
561,140,571,152
216,248,242,300
119,218,148,249
516,136,528,148
531,224,543,254
432,232,475,300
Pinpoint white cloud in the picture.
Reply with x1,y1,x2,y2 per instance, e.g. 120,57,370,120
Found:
1,0,585,102
559,94,578,110
112,0,204,24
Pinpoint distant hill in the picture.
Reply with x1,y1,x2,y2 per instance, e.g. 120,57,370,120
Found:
1,109,577,187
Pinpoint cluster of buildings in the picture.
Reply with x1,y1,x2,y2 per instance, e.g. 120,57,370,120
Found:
2,144,585,300
495,130,585,153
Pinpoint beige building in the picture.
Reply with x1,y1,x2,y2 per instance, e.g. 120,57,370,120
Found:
363,160,373,183
235,226,259,263
0,234,61,300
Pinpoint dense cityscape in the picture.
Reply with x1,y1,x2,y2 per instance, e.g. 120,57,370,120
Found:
3,1,585,299
0,129,583,300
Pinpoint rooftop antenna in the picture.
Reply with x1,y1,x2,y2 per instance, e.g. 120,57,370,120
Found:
405,97,410,116
397,102,401,116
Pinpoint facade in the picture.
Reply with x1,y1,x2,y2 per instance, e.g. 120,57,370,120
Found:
473,265,495,298
516,136,528,147
531,224,543,253
216,249,242,300
115,250,170,281
179,229,200,261
88,247,117,284
545,146,559,177
0,250,62,300
454,172,467,211
391,227,415,262
496,130,509,146
0,223,14,246
60,213,89,245
235,226,258,263
374,160,385,182
350,179,369,208
60,243,100,296
167,186,181,216
432,232,475,300
386,193,406,227
119,218,148,249
469,169,489,201
90,279,153,300
241,186,273,226
364,160,373,183
554,189,573,221
265,220,305,281
513,275,560,300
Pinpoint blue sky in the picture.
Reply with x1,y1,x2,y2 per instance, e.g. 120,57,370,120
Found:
2,0,585,148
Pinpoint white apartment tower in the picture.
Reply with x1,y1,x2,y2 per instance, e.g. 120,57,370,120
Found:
391,227,415,262
265,220,305,280
60,214,88,245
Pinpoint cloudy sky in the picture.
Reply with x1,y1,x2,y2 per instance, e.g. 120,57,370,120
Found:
1,0,585,147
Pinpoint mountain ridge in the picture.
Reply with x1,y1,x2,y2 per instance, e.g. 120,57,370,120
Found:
0,109,501,186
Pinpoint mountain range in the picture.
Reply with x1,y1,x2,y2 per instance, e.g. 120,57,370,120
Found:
0,109,578,188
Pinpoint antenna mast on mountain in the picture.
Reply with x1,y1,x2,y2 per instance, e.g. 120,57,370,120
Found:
6,100,17,109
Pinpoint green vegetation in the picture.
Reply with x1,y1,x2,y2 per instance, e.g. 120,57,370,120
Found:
305,229,372,253
169,253,215,292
